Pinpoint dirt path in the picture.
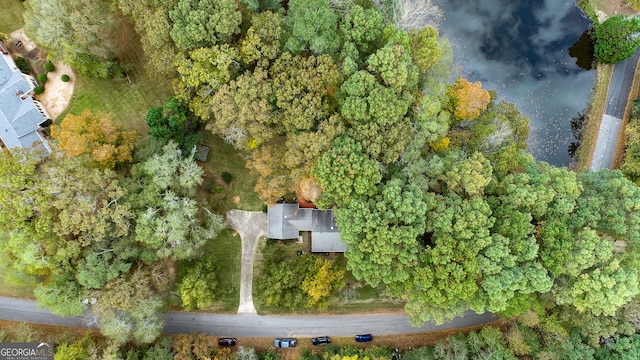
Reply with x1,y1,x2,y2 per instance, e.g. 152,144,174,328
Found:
225,210,268,314
10,29,75,120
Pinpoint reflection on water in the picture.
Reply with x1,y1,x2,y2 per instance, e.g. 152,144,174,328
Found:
569,30,595,70
435,0,596,167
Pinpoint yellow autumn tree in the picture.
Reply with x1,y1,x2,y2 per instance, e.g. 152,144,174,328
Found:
429,137,450,152
245,144,289,204
302,257,346,309
51,110,139,168
297,176,322,203
447,76,491,121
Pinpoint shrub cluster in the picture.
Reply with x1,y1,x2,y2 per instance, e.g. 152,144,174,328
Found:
37,73,47,83
221,171,233,185
43,61,54,72
14,57,31,74
61,74,70,82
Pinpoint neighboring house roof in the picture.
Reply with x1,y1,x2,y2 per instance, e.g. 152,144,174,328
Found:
267,203,347,253
0,41,51,154
268,203,301,240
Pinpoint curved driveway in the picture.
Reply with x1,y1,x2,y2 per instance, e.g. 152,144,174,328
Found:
0,296,497,337
590,48,640,170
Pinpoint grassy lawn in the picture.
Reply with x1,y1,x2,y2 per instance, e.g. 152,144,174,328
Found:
0,262,38,299
201,131,262,211
327,255,404,314
58,68,173,134
199,228,242,313
0,1,24,34
57,23,173,133
574,64,614,171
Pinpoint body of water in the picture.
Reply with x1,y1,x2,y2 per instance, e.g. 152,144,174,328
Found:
435,0,596,166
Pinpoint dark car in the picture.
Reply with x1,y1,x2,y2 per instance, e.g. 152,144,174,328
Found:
355,334,373,342
218,338,237,347
312,336,331,345
274,338,297,348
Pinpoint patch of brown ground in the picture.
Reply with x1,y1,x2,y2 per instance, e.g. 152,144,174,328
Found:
0,319,506,359
204,168,232,192
34,62,75,120
6,29,75,121
592,0,636,23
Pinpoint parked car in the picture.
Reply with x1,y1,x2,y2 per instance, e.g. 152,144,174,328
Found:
355,334,373,342
312,336,331,345
218,338,237,347
274,338,297,348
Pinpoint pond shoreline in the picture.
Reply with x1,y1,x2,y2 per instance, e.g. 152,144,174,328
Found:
573,0,638,171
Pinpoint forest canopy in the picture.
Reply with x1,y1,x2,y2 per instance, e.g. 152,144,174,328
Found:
15,0,640,353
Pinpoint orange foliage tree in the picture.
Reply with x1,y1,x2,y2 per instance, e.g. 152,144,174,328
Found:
51,110,139,168
447,77,491,121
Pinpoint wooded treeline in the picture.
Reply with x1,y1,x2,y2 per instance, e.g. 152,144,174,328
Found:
5,0,640,357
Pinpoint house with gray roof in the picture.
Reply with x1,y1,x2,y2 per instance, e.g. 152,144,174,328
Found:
267,203,346,253
0,40,51,154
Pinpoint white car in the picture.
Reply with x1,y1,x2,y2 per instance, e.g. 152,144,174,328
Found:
273,338,297,348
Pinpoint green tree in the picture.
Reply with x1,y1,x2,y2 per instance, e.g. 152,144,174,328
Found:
595,334,640,360
132,142,223,260
554,259,638,317
208,68,275,150
338,5,385,63
117,0,179,79
409,26,442,73
339,70,414,162
146,97,201,153
313,135,382,208
270,53,342,133
92,263,171,345
24,0,119,78
336,178,427,291
174,45,242,121
622,120,640,184
169,0,242,51
178,258,220,310
285,0,340,55
593,15,640,64
240,11,284,68
256,246,309,309
33,275,86,316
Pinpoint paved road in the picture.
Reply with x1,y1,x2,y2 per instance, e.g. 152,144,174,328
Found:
0,296,497,337
590,48,640,170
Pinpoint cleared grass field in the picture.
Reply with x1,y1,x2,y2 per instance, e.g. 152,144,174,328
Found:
200,228,242,313
58,66,173,134
201,131,263,211
0,1,24,34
